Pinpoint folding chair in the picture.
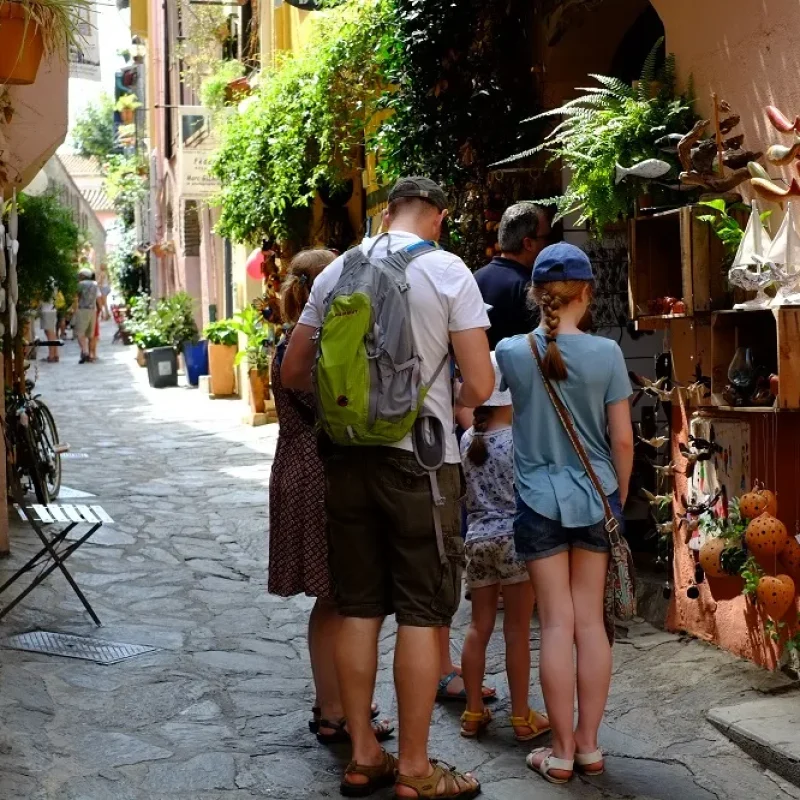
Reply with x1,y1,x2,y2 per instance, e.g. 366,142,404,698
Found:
0,486,114,624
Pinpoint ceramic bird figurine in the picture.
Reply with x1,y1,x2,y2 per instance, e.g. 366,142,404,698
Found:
650,460,679,477
642,489,672,506
615,159,672,185
638,435,669,450
748,161,771,181
656,521,674,536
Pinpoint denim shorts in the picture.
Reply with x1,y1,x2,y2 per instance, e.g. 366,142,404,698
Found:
514,491,623,562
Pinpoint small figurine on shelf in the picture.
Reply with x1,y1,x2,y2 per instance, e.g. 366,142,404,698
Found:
728,200,774,310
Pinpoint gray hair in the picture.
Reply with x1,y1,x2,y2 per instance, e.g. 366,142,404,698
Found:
498,202,546,254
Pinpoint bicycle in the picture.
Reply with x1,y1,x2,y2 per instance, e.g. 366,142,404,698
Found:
5,341,66,504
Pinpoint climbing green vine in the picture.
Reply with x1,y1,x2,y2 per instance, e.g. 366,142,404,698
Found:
210,0,395,244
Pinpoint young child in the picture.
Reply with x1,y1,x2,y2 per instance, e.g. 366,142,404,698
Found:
459,353,550,741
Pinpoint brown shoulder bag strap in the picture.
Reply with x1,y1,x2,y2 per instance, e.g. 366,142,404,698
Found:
527,333,621,544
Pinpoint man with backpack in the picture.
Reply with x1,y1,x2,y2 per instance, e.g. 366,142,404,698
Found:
282,176,494,799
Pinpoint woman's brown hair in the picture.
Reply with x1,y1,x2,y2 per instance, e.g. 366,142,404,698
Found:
529,280,593,381
465,406,493,466
280,248,337,325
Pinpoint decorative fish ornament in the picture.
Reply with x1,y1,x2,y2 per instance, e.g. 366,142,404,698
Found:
615,158,671,185
655,133,683,153
766,138,800,166
748,161,771,181
751,176,800,202
766,105,800,134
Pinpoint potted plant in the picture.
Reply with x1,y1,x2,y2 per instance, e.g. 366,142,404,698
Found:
115,93,142,125
123,292,153,366
203,318,238,396
117,47,131,63
0,0,91,86
231,306,271,413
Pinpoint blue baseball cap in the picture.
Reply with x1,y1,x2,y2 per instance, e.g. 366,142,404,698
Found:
532,242,594,284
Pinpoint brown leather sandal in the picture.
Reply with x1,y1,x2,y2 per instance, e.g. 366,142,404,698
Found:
340,749,398,798
395,760,481,799
317,717,394,745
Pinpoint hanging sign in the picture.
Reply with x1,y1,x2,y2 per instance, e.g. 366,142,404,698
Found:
177,107,219,199
69,8,101,81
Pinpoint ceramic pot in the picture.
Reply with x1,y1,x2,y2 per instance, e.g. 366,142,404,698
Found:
120,108,135,125
136,347,146,368
248,369,269,414
208,343,237,396
0,4,44,86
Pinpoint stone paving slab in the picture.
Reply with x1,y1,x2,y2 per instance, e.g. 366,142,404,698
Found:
708,695,800,788
0,331,795,799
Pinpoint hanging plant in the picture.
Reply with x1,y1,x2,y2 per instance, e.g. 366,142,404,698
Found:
493,38,697,232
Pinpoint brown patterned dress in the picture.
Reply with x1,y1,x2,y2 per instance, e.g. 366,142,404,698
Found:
267,334,332,599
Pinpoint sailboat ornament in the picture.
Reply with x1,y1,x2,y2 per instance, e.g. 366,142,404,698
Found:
729,200,774,310
767,201,800,306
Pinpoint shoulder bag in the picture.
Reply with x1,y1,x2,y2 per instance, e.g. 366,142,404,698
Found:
528,333,636,644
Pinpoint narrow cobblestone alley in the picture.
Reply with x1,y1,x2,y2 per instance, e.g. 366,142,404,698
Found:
0,331,797,800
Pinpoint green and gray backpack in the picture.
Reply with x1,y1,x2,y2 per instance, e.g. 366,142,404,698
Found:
313,234,448,447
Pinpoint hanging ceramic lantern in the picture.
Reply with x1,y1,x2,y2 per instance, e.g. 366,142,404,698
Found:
699,538,728,578
739,487,778,520
746,514,789,559
756,574,796,620
780,535,800,573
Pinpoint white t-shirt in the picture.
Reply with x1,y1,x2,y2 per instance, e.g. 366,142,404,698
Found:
299,231,490,463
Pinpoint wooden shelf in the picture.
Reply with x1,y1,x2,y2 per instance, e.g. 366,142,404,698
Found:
709,307,800,410
628,205,745,325
635,312,689,331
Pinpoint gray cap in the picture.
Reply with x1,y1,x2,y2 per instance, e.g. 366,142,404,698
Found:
388,176,448,211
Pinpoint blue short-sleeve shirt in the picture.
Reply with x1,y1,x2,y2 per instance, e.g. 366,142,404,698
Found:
495,329,631,528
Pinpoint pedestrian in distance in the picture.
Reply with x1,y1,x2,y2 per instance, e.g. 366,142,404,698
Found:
73,267,102,364
282,176,494,799
473,202,552,350
495,243,633,785
268,248,391,746
458,352,550,742
37,281,60,363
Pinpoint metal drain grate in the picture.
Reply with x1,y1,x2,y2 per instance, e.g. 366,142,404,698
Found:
2,631,158,664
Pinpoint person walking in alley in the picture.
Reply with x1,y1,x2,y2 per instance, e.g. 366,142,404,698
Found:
282,176,494,799
495,243,633,785
73,267,101,364
269,248,391,747
458,353,550,742
473,202,551,350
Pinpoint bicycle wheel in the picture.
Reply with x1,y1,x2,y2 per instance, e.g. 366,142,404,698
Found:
30,401,61,501
23,422,50,504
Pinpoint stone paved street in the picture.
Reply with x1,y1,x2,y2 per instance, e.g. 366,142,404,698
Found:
0,330,798,799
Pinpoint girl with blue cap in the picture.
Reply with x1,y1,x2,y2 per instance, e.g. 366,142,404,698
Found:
495,242,634,785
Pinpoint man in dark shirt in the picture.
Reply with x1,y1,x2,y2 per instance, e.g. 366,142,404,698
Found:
474,202,551,349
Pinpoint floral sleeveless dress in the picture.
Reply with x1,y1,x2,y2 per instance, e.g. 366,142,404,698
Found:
267,333,332,599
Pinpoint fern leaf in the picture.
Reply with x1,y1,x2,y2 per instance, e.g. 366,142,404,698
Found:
588,74,635,100
489,143,547,167
638,36,665,99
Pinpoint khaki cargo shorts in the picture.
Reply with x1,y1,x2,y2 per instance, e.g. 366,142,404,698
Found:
323,447,465,627
73,308,97,338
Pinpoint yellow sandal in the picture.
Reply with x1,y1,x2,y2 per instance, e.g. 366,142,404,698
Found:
510,708,551,742
459,707,491,738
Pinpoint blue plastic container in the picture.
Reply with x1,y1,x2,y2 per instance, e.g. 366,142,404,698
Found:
183,340,209,387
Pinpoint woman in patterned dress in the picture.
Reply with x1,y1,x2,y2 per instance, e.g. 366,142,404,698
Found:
269,249,390,745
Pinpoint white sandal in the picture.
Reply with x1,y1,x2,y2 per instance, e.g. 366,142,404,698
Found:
526,747,574,785
575,749,605,775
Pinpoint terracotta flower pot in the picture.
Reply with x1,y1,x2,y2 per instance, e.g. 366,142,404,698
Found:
248,369,269,414
0,4,44,86
120,108,135,124
136,347,146,368
208,343,237,396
